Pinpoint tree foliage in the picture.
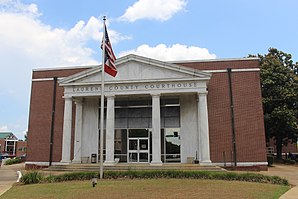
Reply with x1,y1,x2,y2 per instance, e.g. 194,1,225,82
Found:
251,48,298,159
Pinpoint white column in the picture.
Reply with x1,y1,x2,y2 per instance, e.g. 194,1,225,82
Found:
196,96,202,162
61,97,72,163
5,140,8,152
13,141,16,155
198,92,212,165
104,95,115,165
72,99,83,163
150,93,162,165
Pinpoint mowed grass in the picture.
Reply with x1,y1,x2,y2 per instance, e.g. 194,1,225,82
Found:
1,179,289,199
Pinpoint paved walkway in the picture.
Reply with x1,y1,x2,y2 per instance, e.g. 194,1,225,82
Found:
260,164,298,199
0,162,24,197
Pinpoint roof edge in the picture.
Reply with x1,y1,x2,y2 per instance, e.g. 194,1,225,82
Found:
169,57,260,64
33,65,96,72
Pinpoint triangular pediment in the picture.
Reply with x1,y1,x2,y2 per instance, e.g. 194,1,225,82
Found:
59,54,211,86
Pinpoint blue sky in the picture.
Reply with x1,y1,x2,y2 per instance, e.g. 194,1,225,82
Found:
0,0,297,139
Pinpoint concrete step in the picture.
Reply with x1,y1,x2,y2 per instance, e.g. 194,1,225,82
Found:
45,164,226,172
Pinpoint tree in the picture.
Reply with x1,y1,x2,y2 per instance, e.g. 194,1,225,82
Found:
251,48,298,159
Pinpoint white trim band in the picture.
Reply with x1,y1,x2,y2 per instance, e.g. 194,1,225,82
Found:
25,161,70,166
32,77,65,82
203,68,260,73
213,162,268,166
171,57,260,64
33,65,94,72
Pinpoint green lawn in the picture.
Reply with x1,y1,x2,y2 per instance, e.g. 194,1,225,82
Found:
1,179,289,199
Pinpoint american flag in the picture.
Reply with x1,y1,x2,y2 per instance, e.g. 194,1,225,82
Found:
101,24,117,77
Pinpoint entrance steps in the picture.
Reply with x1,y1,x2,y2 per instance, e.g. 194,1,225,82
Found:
45,163,226,172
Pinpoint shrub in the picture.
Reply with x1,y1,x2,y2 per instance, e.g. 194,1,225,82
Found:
4,157,22,165
20,170,289,186
21,171,43,184
45,171,98,183
103,170,288,185
267,155,274,166
283,159,296,165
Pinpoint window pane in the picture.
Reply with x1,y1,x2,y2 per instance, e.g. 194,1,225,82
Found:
165,117,180,128
114,129,127,155
128,118,150,128
129,129,148,138
165,128,181,163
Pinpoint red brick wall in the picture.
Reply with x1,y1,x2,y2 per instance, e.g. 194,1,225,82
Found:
0,139,5,153
27,68,90,162
176,59,259,70
15,141,27,157
176,59,267,163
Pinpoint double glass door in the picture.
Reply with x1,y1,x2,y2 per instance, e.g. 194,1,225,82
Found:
128,138,149,163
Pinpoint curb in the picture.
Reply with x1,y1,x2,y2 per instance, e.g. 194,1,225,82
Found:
0,185,12,197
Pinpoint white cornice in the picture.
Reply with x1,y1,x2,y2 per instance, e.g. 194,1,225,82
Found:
33,65,94,72
170,57,260,64
32,77,64,82
203,68,260,73
60,77,210,87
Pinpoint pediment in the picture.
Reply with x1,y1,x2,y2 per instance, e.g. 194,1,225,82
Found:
59,54,211,86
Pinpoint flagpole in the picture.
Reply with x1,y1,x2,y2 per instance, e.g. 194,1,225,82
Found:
99,16,106,179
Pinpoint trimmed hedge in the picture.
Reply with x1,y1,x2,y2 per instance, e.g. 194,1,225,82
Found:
283,159,296,165
4,157,22,165
20,170,289,186
104,170,288,185
45,172,97,183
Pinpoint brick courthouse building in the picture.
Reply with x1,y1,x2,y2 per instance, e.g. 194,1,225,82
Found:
26,54,267,169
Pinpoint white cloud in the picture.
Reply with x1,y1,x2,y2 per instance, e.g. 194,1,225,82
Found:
0,0,40,17
0,125,9,132
0,1,126,137
119,43,216,61
119,0,187,22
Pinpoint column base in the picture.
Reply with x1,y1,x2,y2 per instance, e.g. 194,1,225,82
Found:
71,160,81,164
103,161,116,166
199,160,212,166
150,161,163,166
60,160,71,163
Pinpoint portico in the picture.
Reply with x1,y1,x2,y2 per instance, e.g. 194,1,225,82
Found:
59,54,212,166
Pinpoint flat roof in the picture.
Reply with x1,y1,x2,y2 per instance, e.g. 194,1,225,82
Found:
170,57,260,64
32,65,96,72
32,56,260,72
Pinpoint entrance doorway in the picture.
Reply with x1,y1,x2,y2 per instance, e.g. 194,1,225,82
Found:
128,129,149,163
128,138,149,163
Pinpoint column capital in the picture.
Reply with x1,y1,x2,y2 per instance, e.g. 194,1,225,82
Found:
63,96,73,101
197,91,208,96
151,92,161,97
73,98,83,104
106,94,115,99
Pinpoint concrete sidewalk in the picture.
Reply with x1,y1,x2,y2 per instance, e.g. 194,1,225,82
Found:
260,164,298,199
0,163,24,197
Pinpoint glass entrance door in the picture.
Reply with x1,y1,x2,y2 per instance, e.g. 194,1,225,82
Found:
128,138,149,163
